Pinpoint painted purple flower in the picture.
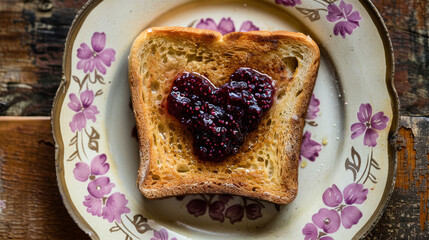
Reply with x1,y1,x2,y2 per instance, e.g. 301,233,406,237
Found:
74,154,129,223
326,0,362,38
84,189,130,223
195,18,259,35
102,192,130,223
300,131,322,162
322,183,368,229
184,195,264,223
77,32,115,74
68,89,100,132
275,0,302,7
322,184,343,207
341,205,362,229
73,154,115,198
306,94,320,120
351,103,389,147
151,228,177,240
302,222,335,240
88,176,115,198
83,194,103,216
343,183,368,205
239,21,259,32
312,208,341,233
209,201,225,222
186,199,207,217
225,204,244,224
246,204,263,220
302,223,318,240
196,18,234,34
186,195,229,222
73,154,109,182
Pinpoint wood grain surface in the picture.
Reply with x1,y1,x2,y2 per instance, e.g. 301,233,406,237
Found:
0,0,86,115
0,117,88,239
366,117,429,239
0,0,428,239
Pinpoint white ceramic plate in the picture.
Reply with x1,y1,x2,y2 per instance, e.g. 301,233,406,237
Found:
52,0,398,239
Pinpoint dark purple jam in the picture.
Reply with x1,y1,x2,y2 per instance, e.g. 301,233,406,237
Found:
167,67,274,162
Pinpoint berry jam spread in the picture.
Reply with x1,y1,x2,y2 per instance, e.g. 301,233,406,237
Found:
167,67,274,162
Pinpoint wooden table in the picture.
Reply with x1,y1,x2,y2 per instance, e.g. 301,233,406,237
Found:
0,0,427,239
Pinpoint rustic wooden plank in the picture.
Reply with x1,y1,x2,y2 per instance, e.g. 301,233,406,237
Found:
0,0,85,116
0,117,89,239
365,116,429,239
372,0,429,116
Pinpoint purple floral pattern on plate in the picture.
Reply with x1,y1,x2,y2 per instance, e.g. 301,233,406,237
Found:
300,131,322,162
67,31,114,161
351,103,389,147
68,29,187,239
195,18,259,34
300,94,322,162
77,32,116,74
303,183,368,239
151,228,177,240
306,94,320,120
303,223,318,240
68,89,100,132
275,0,361,38
179,194,271,224
312,208,341,233
275,0,302,7
73,154,130,223
326,0,362,38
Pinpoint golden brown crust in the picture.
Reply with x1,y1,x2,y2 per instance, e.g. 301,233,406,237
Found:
129,26,320,205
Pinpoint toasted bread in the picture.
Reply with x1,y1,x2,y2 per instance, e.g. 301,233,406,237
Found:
129,27,320,204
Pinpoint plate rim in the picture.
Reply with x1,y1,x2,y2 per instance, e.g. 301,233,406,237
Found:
51,0,399,239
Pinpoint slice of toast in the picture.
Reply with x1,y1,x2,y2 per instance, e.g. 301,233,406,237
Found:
129,27,320,204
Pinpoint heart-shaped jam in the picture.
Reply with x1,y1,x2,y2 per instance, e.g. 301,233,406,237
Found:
167,67,274,162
